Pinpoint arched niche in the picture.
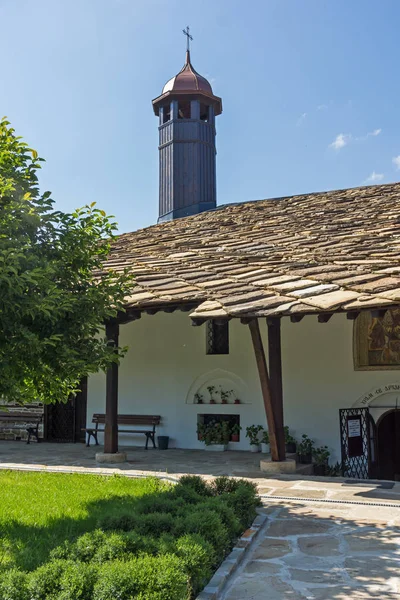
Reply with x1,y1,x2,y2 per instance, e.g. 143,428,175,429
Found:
185,369,249,405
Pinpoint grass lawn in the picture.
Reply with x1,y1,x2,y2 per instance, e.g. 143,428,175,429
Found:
0,471,260,599
0,471,165,571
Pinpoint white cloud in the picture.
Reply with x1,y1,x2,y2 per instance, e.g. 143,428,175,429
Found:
370,128,382,136
329,133,351,150
365,171,384,183
296,112,307,126
317,104,328,111
393,156,400,170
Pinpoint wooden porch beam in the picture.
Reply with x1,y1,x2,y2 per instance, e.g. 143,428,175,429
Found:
317,313,333,323
248,319,284,461
346,311,360,320
104,321,119,454
266,318,286,461
290,314,304,323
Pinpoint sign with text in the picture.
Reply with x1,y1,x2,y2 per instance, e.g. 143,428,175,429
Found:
347,415,363,457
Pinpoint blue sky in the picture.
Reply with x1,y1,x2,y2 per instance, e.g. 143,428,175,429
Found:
1,0,399,232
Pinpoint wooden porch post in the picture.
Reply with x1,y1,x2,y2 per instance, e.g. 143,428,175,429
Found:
267,318,286,461
104,321,119,454
249,319,285,461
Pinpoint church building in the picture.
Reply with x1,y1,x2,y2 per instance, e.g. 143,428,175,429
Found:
16,36,400,480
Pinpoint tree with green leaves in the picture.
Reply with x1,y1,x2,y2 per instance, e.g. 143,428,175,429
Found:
0,117,133,404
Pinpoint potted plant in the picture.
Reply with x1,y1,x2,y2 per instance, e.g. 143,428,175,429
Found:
197,422,206,441
246,424,263,452
207,385,216,404
220,388,233,404
194,392,203,404
230,423,242,442
234,397,241,404
197,420,230,451
284,426,297,453
261,429,270,453
297,434,315,464
313,445,330,475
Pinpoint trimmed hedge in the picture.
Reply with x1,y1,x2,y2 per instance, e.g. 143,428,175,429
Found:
0,475,260,600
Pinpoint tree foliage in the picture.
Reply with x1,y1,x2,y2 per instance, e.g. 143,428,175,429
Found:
0,117,133,404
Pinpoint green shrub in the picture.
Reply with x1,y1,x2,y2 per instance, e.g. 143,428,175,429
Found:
223,482,261,529
135,512,175,536
177,508,230,557
28,559,71,599
210,476,242,495
57,562,97,600
179,475,212,497
135,494,186,515
198,497,242,539
0,568,29,600
93,532,134,563
175,534,215,595
171,483,204,504
93,555,188,600
100,514,139,532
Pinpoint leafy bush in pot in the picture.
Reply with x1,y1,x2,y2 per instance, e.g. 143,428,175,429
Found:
245,424,263,446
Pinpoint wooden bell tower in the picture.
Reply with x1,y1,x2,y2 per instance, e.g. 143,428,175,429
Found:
152,28,222,222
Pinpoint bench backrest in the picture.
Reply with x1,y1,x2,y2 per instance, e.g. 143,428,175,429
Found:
92,414,161,426
0,412,42,422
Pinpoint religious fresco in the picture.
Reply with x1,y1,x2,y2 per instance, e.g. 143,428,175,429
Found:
367,309,400,366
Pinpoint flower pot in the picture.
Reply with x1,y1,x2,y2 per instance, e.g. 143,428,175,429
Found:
286,442,297,454
205,443,227,451
231,434,240,442
313,464,327,476
298,452,312,464
250,444,260,453
261,442,270,454
210,399,215,404
234,399,241,404
157,436,169,450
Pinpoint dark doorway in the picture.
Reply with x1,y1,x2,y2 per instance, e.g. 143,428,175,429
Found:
45,379,87,443
377,410,400,481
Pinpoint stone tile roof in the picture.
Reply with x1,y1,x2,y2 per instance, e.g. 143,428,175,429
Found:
106,182,400,320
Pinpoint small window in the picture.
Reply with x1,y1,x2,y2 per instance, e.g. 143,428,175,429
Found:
162,105,171,124
178,102,191,119
200,104,209,122
206,320,229,355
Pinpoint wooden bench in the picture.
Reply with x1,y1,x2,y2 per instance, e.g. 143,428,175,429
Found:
0,411,43,444
82,414,161,449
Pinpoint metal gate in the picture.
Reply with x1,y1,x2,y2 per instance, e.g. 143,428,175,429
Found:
45,399,76,443
339,407,371,479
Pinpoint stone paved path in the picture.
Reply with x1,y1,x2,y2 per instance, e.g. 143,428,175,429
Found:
222,500,400,599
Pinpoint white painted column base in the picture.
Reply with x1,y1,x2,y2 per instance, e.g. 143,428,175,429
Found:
95,452,127,464
260,457,296,474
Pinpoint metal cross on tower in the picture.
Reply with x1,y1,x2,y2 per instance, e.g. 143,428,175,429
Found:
182,26,193,52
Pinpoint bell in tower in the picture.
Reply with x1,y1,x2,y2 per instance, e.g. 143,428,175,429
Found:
152,28,222,222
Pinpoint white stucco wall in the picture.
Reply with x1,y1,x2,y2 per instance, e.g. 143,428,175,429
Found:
87,312,400,463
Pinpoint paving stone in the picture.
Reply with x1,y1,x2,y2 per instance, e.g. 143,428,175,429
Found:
345,556,400,583
252,537,291,559
223,575,306,600
306,586,390,599
298,534,340,556
242,560,281,575
344,531,399,553
289,567,345,585
266,518,330,537
270,488,326,499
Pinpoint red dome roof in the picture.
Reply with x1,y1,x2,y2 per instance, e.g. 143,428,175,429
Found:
162,51,213,95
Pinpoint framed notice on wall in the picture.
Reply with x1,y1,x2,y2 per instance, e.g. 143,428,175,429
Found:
347,415,363,457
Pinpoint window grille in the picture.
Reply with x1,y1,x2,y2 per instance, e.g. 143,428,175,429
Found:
206,320,229,355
